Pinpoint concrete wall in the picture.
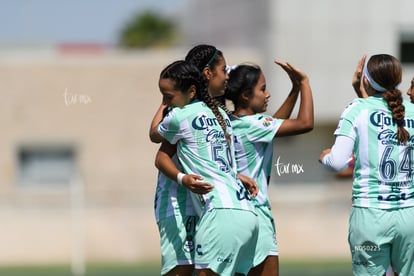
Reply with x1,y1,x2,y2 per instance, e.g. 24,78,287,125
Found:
0,50,176,264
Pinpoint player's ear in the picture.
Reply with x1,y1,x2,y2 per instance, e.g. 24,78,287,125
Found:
188,85,197,100
240,91,250,106
203,67,212,81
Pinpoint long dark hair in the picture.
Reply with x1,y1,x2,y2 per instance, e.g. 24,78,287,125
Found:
185,44,223,72
159,60,204,99
225,64,262,109
185,45,232,139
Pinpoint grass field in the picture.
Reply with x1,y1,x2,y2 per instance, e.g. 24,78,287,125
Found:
0,259,352,276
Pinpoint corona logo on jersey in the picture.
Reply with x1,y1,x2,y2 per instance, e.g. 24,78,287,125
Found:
191,114,231,131
370,111,414,129
191,114,231,144
370,111,414,145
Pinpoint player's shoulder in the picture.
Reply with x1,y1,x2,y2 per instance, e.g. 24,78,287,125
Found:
343,97,371,113
346,97,364,108
236,113,271,123
339,98,366,121
403,99,414,111
170,100,203,116
248,113,283,129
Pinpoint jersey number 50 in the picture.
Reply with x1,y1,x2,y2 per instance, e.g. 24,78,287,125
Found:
211,144,232,173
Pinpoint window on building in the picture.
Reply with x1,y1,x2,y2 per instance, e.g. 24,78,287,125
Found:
17,145,76,188
400,33,414,64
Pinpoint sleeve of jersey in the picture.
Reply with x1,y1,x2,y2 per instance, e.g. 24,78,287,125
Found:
333,99,359,139
157,109,182,145
322,100,360,172
246,114,283,143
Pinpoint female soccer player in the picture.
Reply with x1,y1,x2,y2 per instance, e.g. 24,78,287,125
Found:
320,54,414,276
224,60,314,276
149,61,213,276
151,60,259,276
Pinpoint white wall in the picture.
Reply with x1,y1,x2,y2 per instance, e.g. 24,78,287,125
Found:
266,0,413,123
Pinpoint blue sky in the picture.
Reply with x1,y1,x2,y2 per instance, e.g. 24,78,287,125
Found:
0,0,183,45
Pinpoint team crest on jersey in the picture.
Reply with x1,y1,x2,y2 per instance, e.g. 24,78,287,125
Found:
262,117,273,127
183,235,194,252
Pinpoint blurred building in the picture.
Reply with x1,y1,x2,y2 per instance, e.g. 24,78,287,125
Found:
181,0,414,119
0,48,178,265
1,0,414,268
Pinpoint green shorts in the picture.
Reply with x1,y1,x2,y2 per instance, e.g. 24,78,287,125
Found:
158,215,199,275
253,205,278,267
349,206,414,276
194,208,259,275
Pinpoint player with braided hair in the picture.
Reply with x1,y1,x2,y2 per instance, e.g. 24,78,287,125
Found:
151,59,259,276
185,44,227,98
185,44,233,112
320,54,414,276
184,44,258,189
150,60,213,276
185,44,230,131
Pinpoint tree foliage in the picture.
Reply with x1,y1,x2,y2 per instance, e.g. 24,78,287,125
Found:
119,11,177,48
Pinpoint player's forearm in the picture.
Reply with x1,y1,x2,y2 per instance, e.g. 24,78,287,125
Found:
294,79,314,132
154,142,180,182
273,89,299,119
149,103,167,143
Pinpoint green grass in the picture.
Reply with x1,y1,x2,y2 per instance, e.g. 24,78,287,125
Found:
0,259,352,276
280,259,352,275
0,263,159,276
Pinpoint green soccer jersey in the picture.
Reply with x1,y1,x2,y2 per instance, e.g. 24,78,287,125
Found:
335,96,414,209
231,114,283,207
158,100,256,216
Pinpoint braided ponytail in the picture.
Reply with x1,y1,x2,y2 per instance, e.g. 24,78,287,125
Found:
366,54,409,144
199,86,231,141
186,44,232,140
382,89,409,144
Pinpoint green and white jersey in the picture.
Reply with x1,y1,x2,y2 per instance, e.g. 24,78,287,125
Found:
154,154,196,222
231,114,283,207
335,96,414,209
158,100,256,217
